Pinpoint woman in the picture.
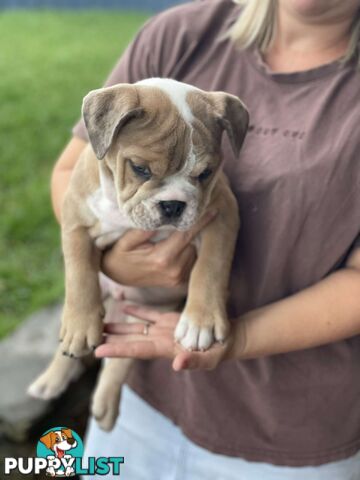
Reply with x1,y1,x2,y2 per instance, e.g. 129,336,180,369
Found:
52,0,360,478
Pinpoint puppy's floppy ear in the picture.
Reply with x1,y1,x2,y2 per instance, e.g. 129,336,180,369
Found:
82,84,144,160
40,432,55,450
209,92,249,156
61,428,73,439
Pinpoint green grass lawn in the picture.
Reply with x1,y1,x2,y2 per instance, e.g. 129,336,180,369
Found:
0,10,149,338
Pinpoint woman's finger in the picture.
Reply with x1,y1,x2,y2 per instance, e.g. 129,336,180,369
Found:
157,209,218,257
95,340,158,359
104,323,150,335
104,333,152,343
172,351,204,370
123,305,163,322
117,229,157,251
172,346,224,371
123,305,178,325
104,322,172,336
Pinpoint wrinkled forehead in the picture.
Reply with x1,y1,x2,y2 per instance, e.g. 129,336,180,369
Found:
116,80,219,175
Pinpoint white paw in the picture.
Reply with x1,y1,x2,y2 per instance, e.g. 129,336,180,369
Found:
175,311,229,351
91,386,121,432
174,314,210,351
27,361,84,400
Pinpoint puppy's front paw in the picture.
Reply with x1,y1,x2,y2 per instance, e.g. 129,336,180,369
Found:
60,309,104,357
175,308,230,351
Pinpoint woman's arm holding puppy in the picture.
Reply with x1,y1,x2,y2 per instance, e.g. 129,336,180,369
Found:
96,248,360,370
51,137,88,222
233,250,360,361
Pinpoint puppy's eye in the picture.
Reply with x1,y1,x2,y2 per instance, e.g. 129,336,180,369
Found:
197,168,213,182
129,160,151,180
55,438,60,443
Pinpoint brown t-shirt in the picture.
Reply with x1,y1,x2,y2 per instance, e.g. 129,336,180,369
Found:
73,0,360,466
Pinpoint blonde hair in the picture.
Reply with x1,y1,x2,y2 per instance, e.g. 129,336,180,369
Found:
228,0,360,66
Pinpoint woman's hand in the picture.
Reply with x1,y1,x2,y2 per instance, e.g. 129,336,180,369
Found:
95,304,234,371
101,210,217,288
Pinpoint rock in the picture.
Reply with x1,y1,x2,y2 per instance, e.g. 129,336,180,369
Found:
0,304,63,441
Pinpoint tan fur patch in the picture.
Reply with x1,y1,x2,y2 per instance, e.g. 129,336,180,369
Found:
106,86,192,200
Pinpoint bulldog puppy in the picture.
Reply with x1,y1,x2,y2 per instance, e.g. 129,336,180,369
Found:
28,78,248,431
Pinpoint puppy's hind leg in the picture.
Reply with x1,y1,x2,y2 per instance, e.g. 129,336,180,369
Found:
91,358,133,432
28,346,84,400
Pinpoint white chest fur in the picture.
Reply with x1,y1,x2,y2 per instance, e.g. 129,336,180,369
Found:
86,187,133,249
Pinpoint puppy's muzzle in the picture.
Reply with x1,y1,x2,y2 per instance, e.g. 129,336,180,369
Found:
158,200,186,220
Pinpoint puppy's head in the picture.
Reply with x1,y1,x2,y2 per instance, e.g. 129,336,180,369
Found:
40,429,77,457
83,78,248,230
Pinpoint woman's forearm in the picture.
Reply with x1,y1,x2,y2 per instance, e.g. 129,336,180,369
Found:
234,267,360,359
51,169,75,223
51,137,87,223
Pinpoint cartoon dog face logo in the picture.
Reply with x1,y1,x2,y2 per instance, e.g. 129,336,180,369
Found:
40,429,77,459
37,427,83,477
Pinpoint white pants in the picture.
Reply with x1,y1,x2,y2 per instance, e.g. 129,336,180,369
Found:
84,385,360,479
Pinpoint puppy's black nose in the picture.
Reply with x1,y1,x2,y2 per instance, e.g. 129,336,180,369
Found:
67,437,76,445
159,200,186,219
